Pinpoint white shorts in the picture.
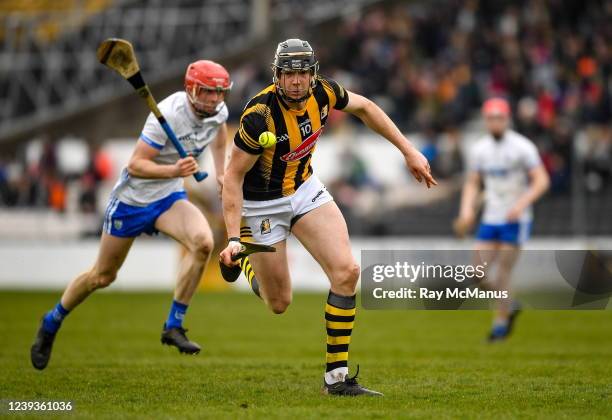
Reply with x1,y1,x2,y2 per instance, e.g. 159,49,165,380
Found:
241,175,334,246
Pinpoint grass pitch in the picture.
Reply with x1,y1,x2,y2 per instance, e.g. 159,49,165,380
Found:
0,291,610,419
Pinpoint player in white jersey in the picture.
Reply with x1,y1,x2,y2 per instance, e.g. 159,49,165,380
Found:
31,60,232,370
455,98,549,342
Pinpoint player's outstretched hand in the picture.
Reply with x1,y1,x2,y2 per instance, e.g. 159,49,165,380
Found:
405,148,437,188
219,241,242,267
174,156,199,177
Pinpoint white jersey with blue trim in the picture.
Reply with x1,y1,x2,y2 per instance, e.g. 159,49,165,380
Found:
111,91,228,206
469,129,542,224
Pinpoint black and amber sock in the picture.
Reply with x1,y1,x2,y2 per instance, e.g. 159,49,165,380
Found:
325,290,356,379
240,257,261,298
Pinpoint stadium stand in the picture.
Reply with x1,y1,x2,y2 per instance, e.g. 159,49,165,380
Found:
0,0,610,237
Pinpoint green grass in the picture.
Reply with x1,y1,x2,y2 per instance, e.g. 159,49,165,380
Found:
0,292,610,419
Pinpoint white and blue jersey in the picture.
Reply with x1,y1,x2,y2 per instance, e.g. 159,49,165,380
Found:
469,129,542,245
112,91,228,206
103,91,228,237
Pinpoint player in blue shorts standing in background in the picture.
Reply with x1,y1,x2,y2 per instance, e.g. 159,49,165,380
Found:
454,98,550,341
31,60,232,369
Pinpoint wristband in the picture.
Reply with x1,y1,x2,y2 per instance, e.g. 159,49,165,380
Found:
228,237,241,243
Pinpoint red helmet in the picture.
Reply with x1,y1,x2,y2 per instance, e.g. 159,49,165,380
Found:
184,60,232,117
482,98,511,117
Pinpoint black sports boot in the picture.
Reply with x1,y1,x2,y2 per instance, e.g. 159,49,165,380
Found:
31,318,57,370
322,366,383,396
161,325,201,354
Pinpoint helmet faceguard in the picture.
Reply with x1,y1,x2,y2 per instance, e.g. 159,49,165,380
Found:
271,39,318,103
185,60,233,118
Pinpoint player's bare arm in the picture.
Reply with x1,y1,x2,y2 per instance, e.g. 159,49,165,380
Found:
454,170,481,237
219,145,259,265
211,122,229,195
343,91,437,188
127,139,199,179
506,165,550,221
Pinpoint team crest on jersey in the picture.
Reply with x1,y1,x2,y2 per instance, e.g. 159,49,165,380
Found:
260,218,271,235
320,105,328,120
281,127,323,162
113,219,123,230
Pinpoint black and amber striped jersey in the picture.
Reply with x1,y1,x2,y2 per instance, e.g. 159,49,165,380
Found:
234,75,349,201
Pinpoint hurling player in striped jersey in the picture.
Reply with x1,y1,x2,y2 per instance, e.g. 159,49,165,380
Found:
220,39,437,396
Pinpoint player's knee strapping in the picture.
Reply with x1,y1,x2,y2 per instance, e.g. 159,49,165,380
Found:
325,291,356,373
240,257,260,298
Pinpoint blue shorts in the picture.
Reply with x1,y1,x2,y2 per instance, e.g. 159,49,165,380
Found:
475,221,532,245
103,191,187,238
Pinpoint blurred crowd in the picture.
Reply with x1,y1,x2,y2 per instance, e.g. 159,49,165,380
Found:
229,0,612,195
2,0,611,221
0,138,112,213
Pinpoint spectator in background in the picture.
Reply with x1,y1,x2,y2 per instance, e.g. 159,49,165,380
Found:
79,145,113,213
0,160,13,206
435,126,464,180
3,0,611,215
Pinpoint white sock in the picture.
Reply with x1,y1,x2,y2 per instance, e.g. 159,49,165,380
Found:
325,367,348,385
